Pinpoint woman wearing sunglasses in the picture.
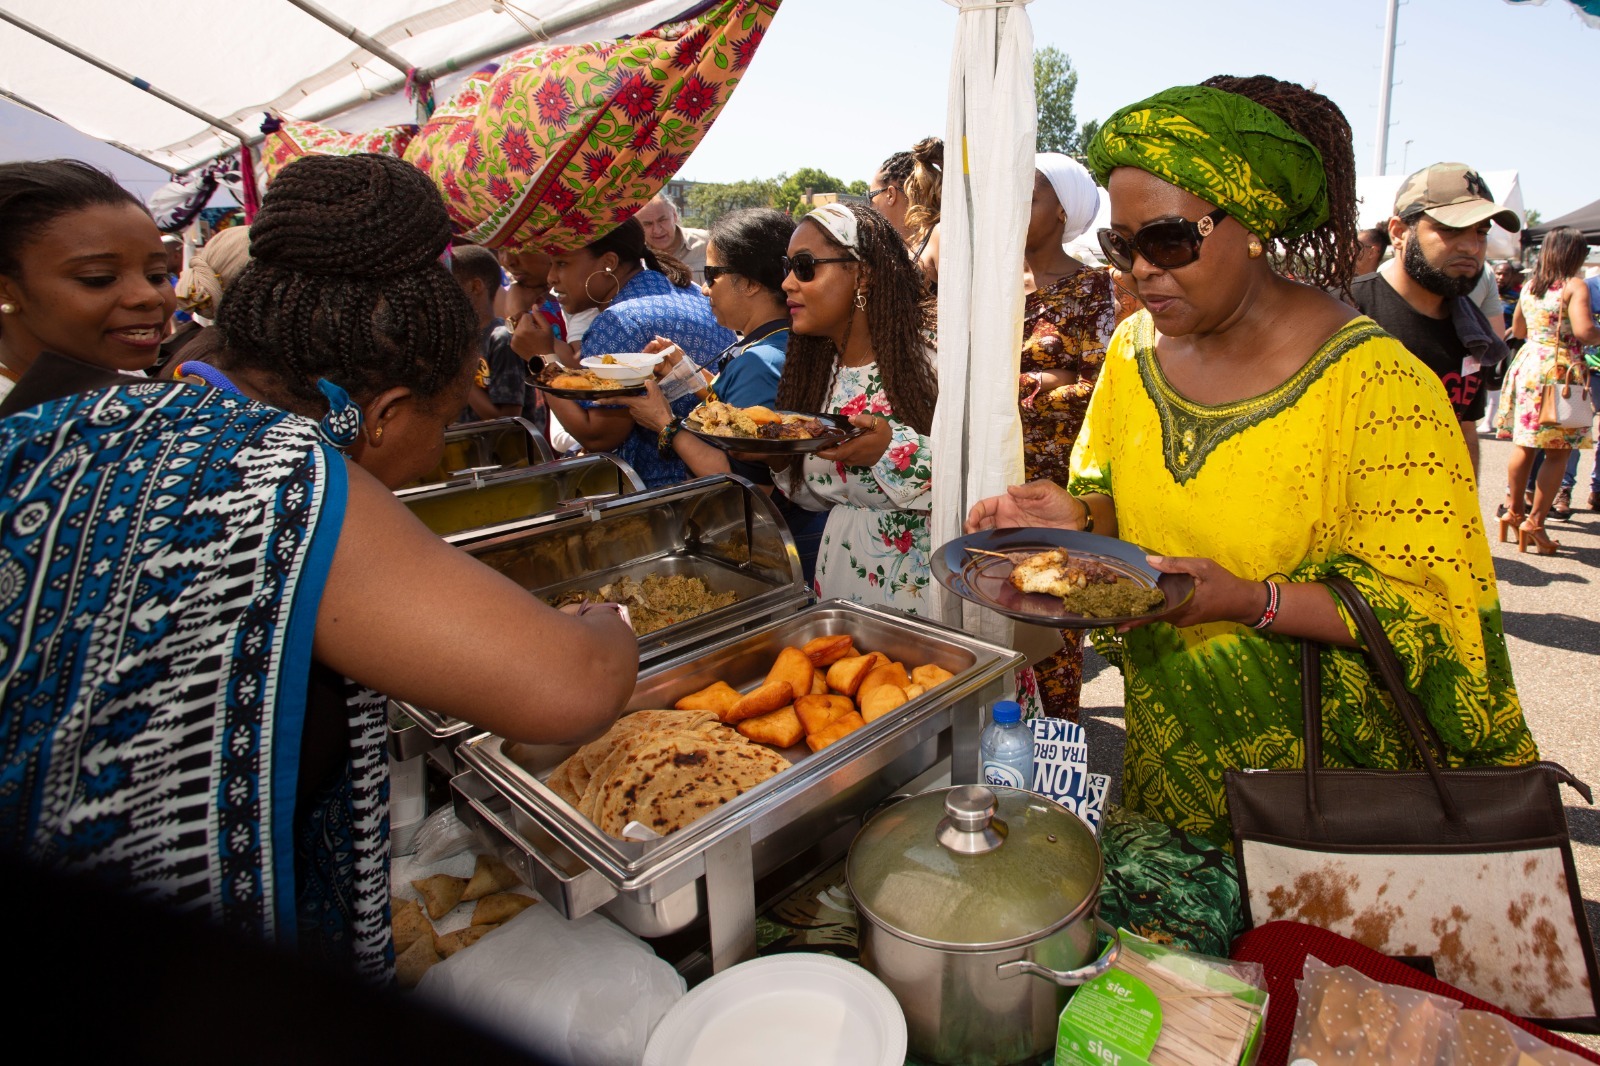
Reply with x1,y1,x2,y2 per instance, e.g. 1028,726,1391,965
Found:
533,217,733,489
619,208,828,581
770,201,937,612
968,75,1535,847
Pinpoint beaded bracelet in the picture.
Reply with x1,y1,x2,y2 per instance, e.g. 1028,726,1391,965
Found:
656,422,681,456
1251,580,1280,630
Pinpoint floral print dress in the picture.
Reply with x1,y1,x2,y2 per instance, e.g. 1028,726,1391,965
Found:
779,363,932,614
1496,283,1594,450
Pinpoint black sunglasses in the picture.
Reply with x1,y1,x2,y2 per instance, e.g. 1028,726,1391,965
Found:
781,252,856,283
867,186,892,202
1097,207,1229,272
703,264,737,284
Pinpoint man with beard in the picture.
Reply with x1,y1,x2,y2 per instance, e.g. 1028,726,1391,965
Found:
1352,163,1519,474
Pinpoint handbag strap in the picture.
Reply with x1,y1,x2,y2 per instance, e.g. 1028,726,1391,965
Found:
1305,574,1461,821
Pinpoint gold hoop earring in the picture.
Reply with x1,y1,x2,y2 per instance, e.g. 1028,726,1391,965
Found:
854,289,867,311
1247,239,1264,259
584,267,619,306
0,303,15,314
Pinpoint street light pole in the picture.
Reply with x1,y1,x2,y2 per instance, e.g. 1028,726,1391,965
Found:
1374,0,1400,175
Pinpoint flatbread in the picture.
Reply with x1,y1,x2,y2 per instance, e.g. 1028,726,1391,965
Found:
546,758,582,807
462,854,521,902
391,896,433,956
592,732,788,838
411,873,468,920
472,891,538,926
395,935,442,988
434,923,495,958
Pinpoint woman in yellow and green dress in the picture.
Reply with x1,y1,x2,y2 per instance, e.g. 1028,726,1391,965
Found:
968,75,1537,847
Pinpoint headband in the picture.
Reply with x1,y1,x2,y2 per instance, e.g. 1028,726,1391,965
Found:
804,202,861,258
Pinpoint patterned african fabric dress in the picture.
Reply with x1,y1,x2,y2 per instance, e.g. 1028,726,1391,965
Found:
579,268,734,489
778,362,932,614
0,381,393,982
1067,312,1538,847
1019,266,1128,720
1495,283,1594,451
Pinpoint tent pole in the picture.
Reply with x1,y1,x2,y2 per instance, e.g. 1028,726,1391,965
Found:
0,8,253,145
171,0,666,173
1372,0,1399,175
280,0,416,78
0,88,175,174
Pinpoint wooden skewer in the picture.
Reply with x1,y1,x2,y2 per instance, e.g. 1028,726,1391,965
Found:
964,547,1013,559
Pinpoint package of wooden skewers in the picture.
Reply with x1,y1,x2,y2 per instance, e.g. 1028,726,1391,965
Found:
1055,932,1268,1066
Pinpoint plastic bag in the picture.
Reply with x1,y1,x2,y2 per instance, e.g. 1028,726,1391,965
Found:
412,805,477,866
418,904,684,1066
1452,1010,1589,1065
1288,956,1458,1065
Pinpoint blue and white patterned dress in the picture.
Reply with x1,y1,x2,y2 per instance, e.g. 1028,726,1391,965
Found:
580,269,734,488
0,381,392,982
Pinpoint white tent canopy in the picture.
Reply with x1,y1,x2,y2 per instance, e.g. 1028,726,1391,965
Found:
0,0,703,172
1356,169,1525,261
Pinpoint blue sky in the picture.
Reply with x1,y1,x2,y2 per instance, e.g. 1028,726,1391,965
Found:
2,0,1595,220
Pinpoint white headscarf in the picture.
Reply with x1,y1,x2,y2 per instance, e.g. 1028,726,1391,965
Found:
803,202,861,258
1034,153,1100,245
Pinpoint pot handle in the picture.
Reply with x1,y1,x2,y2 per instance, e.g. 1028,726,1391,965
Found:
995,921,1121,987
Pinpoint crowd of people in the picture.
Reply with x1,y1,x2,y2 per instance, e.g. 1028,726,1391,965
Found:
0,66,1591,983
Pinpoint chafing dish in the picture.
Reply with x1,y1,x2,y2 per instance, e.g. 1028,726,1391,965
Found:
405,416,554,487
453,601,1023,972
390,474,811,759
397,453,643,545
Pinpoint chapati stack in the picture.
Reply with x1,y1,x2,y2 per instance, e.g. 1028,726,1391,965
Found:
545,710,790,839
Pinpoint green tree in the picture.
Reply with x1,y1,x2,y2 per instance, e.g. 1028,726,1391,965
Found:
846,179,869,197
682,178,779,229
773,168,850,216
1035,46,1089,160
1523,208,1542,228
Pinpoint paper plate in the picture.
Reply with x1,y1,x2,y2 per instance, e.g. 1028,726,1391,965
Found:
642,954,906,1066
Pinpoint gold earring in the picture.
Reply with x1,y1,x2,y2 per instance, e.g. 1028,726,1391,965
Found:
371,425,384,442
1247,239,1264,259
0,303,15,314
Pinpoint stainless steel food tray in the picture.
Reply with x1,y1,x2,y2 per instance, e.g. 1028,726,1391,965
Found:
403,416,555,488
453,601,1023,971
397,453,644,545
389,474,810,759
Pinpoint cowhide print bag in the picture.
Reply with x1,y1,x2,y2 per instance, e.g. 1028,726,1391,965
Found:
1226,574,1600,1031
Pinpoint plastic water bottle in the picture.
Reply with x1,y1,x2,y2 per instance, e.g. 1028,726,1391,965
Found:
980,700,1033,791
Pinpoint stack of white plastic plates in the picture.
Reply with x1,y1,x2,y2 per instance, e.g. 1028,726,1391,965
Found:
642,954,907,1066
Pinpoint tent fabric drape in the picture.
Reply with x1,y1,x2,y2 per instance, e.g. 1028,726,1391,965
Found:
262,120,420,182
928,0,1035,649
401,0,777,250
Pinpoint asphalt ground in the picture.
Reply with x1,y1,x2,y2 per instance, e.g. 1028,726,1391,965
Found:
1078,432,1600,1041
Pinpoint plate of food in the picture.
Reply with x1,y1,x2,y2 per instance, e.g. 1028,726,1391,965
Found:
531,362,649,399
932,527,1192,627
679,400,867,454
580,352,665,384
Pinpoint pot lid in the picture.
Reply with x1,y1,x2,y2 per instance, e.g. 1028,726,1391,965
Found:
847,785,1102,949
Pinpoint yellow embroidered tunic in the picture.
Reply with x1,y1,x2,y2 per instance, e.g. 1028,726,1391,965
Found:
1068,312,1538,846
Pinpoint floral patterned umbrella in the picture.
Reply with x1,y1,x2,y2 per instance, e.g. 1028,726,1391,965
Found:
405,0,778,251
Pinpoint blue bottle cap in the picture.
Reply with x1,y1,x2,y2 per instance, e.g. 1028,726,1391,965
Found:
991,700,1022,723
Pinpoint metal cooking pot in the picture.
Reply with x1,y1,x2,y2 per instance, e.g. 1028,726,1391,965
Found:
846,785,1119,1066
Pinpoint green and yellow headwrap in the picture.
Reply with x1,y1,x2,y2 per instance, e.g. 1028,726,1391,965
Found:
1086,85,1328,241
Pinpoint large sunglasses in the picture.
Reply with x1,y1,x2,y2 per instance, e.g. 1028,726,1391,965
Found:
702,264,737,285
781,252,857,283
1097,207,1229,272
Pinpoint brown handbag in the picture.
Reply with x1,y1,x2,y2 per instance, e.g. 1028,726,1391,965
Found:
1224,573,1600,1030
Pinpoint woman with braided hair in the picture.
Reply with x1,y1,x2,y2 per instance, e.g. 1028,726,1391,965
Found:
0,153,637,981
528,216,733,488
771,201,937,612
968,75,1536,846
868,137,943,286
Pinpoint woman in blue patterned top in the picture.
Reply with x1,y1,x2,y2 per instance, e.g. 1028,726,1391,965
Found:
0,155,637,984
540,217,734,488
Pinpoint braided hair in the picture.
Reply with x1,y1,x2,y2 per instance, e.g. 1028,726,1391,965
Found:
776,202,937,435
707,208,794,296
0,159,144,277
217,153,476,411
1200,75,1358,297
585,217,694,288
